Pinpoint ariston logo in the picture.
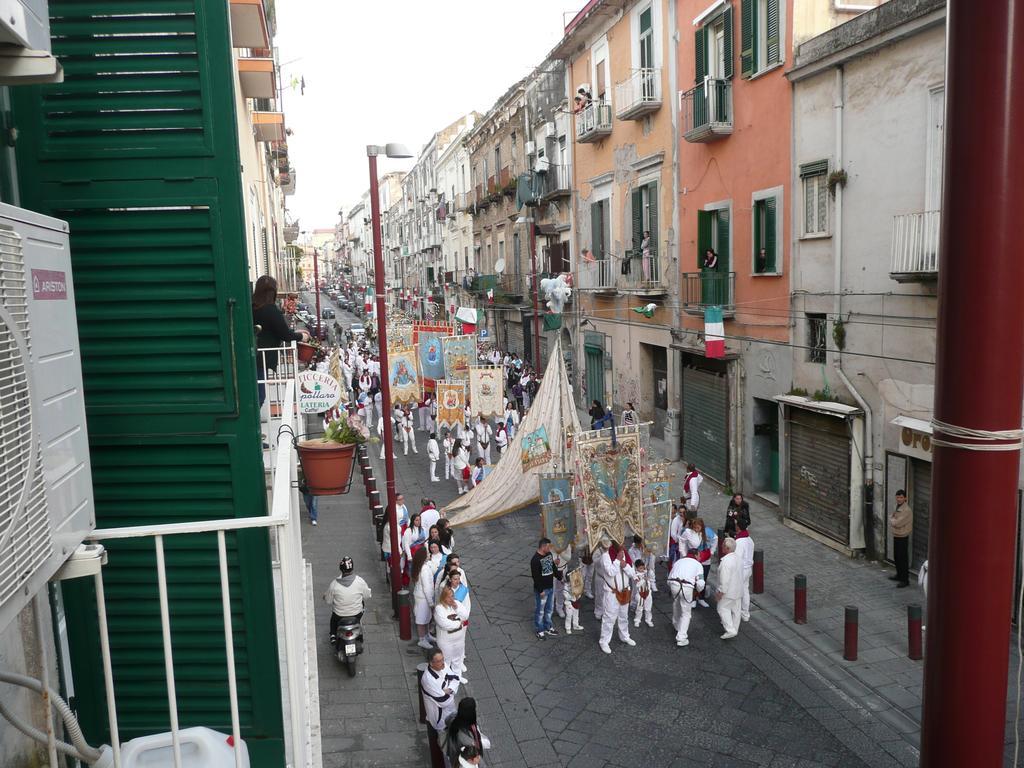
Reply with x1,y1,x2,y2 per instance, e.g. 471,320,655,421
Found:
31,269,68,301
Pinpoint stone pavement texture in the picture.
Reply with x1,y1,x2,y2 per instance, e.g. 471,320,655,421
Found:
305,298,1024,767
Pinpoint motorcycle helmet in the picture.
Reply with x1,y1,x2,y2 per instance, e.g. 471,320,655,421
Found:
339,557,354,575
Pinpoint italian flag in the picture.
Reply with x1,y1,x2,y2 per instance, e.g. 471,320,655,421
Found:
705,306,724,358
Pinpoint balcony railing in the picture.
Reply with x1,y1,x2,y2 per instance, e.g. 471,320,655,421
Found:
539,164,571,199
682,271,736,314
681,79,733,143
577,258,616,292
619,251,666,294
80,359,316,768
575,101,613,143
615,68,662,120
890,210,940,281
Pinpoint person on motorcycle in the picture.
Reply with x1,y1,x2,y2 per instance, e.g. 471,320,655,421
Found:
323,557,372,644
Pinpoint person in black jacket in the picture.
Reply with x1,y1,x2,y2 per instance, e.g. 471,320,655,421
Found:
530,538,561,639
588,400,604,429
725,493,751,536
252,275,308,406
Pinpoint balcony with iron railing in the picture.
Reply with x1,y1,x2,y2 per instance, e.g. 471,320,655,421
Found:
682,271,736,315
577,257,617,293
539,163,571,199
575,101,613,143
615,68,662,120
495,273,525,303
618,250,667,295
681,79,733,143
890,210,940,281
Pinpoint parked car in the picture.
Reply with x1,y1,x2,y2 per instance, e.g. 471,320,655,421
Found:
339,298,350,310
322,308,336,320
350,323,365,337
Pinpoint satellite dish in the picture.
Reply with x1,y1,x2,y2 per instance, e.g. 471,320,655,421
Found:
494,257,506,275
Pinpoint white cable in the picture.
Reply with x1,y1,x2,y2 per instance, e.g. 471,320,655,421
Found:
930,418,1024,452
0,670,102,763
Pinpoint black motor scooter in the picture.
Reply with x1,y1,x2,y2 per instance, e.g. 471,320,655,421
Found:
333,615,364,677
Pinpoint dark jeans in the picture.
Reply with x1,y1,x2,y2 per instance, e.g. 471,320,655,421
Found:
894,535,910,584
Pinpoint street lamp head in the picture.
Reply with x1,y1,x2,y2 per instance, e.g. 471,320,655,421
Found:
384,143,412,159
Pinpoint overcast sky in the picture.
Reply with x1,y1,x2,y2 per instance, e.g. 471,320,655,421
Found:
275,1,576,232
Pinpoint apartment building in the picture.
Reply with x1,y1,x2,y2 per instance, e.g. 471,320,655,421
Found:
551,0,678,438
785,0,944,558
437,114,480,318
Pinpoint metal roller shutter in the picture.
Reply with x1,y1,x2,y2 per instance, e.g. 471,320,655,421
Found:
788,409,851,545
910,458,932,570
682,363,728,482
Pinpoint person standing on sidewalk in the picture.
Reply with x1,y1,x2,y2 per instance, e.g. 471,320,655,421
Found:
725,493,751,537
735,520,755,622
683,463,703,514
669,505,686,564
412,547,438,650
668,550,705,648
427,432,441,482
596,538,636,654
420,647,461,731
401,406,418,455
474,415,493,464
442,430,455,480
531,538,560,639
716,538,744,639
890,489,913,587
434,586,470,683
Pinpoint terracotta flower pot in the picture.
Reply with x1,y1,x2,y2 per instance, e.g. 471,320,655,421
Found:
296,440,356,495
296,342,317,364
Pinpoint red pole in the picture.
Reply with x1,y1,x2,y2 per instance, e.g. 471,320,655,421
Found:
907,604,923,662
752,549,764,594
312,246,321,339
367,151,403,611
921,2,1024,763
843,606,858,662
793,574,806,625
529,220,541,368
398,588,412,642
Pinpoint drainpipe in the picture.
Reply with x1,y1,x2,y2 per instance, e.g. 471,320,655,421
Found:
831,65,874,556
665,0,683,463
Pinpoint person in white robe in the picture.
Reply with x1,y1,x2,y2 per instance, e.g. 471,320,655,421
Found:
667,551,705,647
596,538,636,654
716,538,744,639
434,586,470,683
420,648,461,731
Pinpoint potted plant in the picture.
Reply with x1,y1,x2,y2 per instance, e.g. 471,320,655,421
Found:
295,412,368,495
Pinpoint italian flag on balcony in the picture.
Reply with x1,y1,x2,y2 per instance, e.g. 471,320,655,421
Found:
704,306,725,359
487,288,494,304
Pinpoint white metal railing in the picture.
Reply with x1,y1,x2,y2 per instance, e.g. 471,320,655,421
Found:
259,342,302,465
614,68,661,117
574,100,613,141
541,163,571,197
85,377,314,768
891,210,940,274
577,257,615,291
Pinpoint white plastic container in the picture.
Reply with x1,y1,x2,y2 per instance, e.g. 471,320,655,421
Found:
115,726,250,768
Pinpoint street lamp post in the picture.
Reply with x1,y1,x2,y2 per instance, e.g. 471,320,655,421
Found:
312,246,321,339
367,142,413,611
517,214,543,368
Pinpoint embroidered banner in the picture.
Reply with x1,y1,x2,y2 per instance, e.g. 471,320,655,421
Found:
418,331,447,380
442,334,476,381
641,499,673,558
412,321,453,344
539,473,573,504
542,498,577,553
576,425,643,547
469,365,504,417
520,425,552,471
389,324,413,349
388,345,421,405
435,380,466,431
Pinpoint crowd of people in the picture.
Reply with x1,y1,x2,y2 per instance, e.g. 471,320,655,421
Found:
529,490,756,654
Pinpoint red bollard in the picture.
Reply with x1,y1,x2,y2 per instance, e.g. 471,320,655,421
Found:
368,489,380,512
366,475,377,495
908,604,923,660
752,549,764,594
844,606,859,661
794,574,807,624
398,588,412,641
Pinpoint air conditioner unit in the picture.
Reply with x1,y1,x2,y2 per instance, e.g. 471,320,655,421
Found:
0,204,93,634
0,0,63,83
545,122,557,139
534,155,550,174
524,140,536,156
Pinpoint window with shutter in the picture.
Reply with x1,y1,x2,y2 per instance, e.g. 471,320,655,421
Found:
722,7,734,80
800,162,829,236
743,0,782,78
631,187,644,253
715,208,730,271
646,182,658,256
591,201,604,260
766,0,781,66
753,195,779,274
697,209,713,267
695,27,707,83
740,0,755,77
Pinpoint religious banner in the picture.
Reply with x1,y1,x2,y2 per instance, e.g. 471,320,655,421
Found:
539,473,573,504
418,331,447,380
520,425,552,471
388,345,421,405
469,365,504,417
576,425,644,548
389,325,413,349
435,380,465,431
412,321,453,344
641,499,673,558
442,334,476,380
541,498,576,553
644,462,674,505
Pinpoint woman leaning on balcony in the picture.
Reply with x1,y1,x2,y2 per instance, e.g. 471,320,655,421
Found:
252,275,308,407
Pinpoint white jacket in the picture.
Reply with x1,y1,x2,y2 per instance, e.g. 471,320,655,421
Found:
735,534,755,576
415,556,442,606
717,552,745,600
322,575,372,616
427,438,440,461
667,557,705,603
434,601,469,638
474,421,492,445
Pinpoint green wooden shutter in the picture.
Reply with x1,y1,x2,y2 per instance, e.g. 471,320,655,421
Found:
716,208,731,271
741,0,755,77
698,209,713,267
695,26,707,83
646,182,658,256
723,7,735,80
765,196,777,272
753,199,763,270
631,187,643,253
766,0,781,65
11,2,284,765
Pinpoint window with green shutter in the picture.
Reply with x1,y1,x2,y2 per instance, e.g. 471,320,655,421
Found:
753,195,779,274
741,0,783,78
696,11,733,81
631,187,644,253
645,181,658,256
